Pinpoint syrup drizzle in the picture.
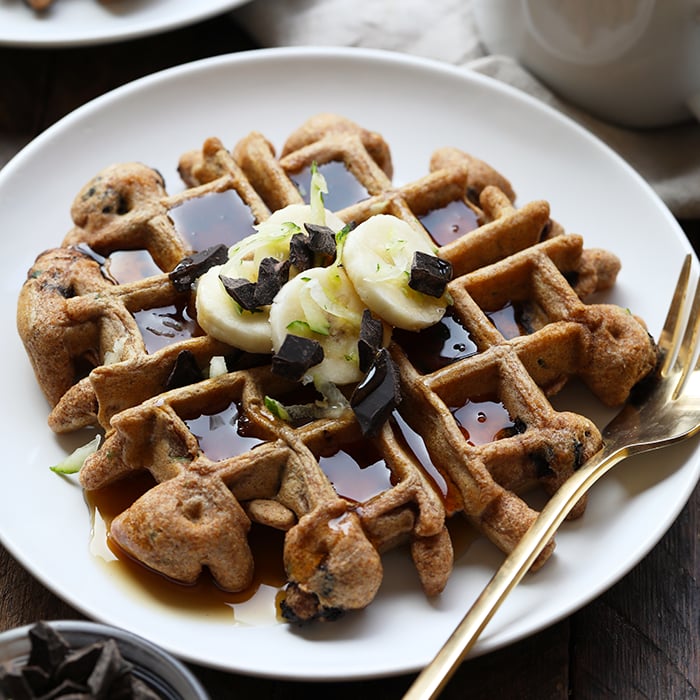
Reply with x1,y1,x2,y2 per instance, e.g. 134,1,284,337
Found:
168,189,257,252
290,160,370,211
394,307,478,374
451,399,516,445
419,198,479,246
132,300,202,354
103,249,162,284
185,402,262,461
391,410,463,514
318,441,392,503
486,302,529,339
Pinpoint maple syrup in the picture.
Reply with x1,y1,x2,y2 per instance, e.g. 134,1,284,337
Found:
290,161,370,211
451,399,516,445
184,401,262,461
103,249,162,284
168,189,257,252
318,440,392,503
419,198,479,246
391,411,463,514
486,302,529,339
87,472,286,621
394,307,478,374
132,299,202,354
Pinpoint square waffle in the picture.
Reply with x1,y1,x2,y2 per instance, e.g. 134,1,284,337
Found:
16,113,658,623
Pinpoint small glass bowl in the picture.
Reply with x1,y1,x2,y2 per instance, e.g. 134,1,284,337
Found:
0,620,209,699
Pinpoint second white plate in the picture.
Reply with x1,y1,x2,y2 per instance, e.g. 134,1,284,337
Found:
0,0,250,47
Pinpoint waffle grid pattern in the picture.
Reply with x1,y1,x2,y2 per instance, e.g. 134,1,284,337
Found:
17,114,657,622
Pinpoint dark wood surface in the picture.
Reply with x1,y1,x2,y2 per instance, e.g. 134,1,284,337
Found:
1,14,698,700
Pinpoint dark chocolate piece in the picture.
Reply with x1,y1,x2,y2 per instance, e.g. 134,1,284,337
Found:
219,274,258,311
0,623,161,700
0,668,38,700
358,309,383,373
165,350,203,391
304,223,337,263
84,639,124,696
289,233,314,272
169,243,229,291
351,348,401,437
57,644,103,685
271,335,324,382
28,622,69,675
408,250,453,298
254,257,291,306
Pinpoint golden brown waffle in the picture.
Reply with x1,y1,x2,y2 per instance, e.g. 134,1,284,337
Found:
16,113,658,623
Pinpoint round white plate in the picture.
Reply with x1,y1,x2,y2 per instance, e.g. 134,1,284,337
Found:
1,47,698,680
0,0,249,48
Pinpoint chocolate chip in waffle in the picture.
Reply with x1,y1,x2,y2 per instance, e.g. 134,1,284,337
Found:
16,114,658,623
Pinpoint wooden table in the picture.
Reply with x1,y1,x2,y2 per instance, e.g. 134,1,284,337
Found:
1,14,698,700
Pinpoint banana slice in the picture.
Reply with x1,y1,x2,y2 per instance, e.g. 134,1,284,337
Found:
195,264,273,353
269,266,368,386
195,203,345,354
342,214,451,331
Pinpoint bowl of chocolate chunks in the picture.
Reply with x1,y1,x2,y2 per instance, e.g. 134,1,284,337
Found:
0,620,209,699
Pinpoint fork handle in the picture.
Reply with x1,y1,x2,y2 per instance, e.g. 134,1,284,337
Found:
403,444,627,700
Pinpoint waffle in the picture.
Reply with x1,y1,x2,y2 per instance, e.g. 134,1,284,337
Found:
16,113,658,623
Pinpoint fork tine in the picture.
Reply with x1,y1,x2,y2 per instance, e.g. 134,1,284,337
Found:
658,254,693,377
672,274,700,398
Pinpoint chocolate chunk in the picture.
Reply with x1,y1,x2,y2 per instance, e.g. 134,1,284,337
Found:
531,445,556,479
0,623,161,700
351,348,401,437
220,258,290,311
304,223,337,263
289,233,314,272
358,309,383,372
56,643,103,687
271,335,324,382
254,257,291,307
169,243,229,291
0,666,45,700
219,274,258,311
223,348,271,371
408,251,453,298
84,639,125,696
166,350,203,390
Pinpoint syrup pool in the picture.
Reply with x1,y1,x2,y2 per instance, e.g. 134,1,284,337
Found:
290,160,369,211
486,301,530,339
87,472,286,624
318,441,392,503
419,198,479,246
451,399,516,445
132,300,202,354
394,307,478,374
184,401,262,462
168,189,257,252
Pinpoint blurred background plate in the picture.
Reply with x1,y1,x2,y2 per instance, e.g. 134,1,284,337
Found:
0,0,251,48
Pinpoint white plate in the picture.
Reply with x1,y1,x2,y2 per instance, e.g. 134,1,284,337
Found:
0,0,249,48
1,47,698,681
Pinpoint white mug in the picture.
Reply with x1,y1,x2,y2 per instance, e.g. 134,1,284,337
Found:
472,0,700,128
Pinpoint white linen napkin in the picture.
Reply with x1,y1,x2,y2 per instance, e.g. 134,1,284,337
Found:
233,0,700,219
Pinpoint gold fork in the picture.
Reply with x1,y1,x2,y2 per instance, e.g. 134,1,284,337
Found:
405,254,700,700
